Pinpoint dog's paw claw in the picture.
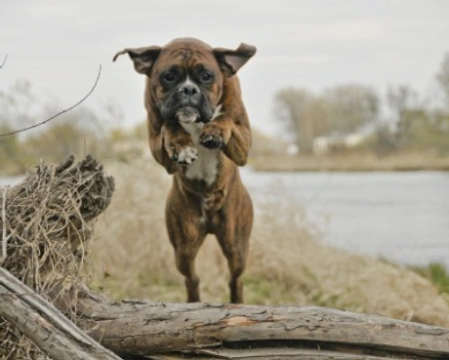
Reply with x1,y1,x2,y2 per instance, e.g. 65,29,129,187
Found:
200,134,223,149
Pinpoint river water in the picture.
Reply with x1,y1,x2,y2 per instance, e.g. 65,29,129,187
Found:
2,171,448,267
242,170,449,267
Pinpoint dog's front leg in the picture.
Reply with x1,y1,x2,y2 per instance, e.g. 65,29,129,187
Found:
198,75,252,166
162,123,198,165
148,121,198,173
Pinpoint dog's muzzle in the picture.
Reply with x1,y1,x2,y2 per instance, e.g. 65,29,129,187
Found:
176,83,208,124
176,106,201,124
161,81,214,123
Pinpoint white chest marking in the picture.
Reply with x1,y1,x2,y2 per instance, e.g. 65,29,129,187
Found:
180,122,220,186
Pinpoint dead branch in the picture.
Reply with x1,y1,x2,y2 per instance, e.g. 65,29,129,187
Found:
0,186,9,264
0,65,102,138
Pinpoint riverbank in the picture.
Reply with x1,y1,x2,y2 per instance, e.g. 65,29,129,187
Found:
249,150,449,172
89,157,449,327
2,156,449,326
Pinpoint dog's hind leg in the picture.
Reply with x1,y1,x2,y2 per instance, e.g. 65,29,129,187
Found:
165,186,206,302
216,227,251,303
174,238,205,302
215,188,253,303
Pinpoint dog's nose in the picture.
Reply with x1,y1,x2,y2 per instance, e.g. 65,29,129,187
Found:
179,84,199,97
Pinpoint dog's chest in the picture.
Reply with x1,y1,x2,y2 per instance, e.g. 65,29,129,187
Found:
181,123,220,186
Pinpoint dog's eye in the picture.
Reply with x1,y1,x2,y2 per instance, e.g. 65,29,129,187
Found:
162,72,177,83
200,72,214,83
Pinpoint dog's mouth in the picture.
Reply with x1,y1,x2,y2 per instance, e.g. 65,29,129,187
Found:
176,106,202,124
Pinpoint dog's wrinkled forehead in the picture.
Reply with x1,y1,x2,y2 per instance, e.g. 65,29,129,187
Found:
154,42,221,77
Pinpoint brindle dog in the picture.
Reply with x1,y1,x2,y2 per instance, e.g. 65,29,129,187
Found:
114,38,256,303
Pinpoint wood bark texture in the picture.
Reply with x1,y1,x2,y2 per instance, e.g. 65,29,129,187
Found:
73,291,449,359
0,267,122,360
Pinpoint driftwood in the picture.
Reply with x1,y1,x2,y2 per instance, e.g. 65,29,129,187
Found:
76,291,449,359
3,268,449,360
1,156,449,359
0,267,121,360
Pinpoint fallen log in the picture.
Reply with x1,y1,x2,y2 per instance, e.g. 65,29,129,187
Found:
0,267,122,360
74,291,449,359
1,156,449,359
3,269,449,359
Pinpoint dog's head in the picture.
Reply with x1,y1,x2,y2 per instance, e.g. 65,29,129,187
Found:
114,38,256,125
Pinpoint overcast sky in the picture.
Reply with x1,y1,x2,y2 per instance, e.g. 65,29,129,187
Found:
1,0,449,135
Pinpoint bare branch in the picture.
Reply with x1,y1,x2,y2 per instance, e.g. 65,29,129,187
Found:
0,186,11,265
0,54,7,69
0,65,102,138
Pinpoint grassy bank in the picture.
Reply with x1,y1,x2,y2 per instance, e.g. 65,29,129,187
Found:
411,262,449,295
250,150,449,172
88,156,449,327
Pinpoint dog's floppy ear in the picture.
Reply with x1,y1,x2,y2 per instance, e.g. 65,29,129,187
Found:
113,46,162,75
213,43,256,76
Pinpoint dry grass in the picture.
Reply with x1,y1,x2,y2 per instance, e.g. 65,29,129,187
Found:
0,155,114,359
91,154,449,327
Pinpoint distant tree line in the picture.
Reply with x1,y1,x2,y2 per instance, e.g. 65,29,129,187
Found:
0,80,125,174
2,51,449,174
275,52,449,154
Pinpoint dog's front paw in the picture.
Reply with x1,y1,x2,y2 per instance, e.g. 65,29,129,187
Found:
167,144,198,165
200,133,223,149
199,124,229,149
163,125,198,165
175,146,198,165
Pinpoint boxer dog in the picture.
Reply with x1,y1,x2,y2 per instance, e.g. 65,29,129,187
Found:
113,38,256,303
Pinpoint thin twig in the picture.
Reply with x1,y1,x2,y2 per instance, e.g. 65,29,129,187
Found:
0,54,7,69
1,186,10,265
0,65,102,138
